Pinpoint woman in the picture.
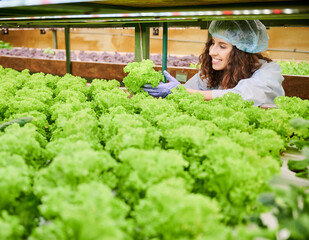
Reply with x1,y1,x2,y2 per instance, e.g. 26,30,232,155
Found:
143,20,285,106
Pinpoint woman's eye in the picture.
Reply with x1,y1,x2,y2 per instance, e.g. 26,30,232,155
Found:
220,45,226,49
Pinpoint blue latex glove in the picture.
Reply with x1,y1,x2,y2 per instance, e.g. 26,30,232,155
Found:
143,70,181,98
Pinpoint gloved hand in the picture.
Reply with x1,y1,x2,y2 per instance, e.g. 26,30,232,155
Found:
143,70,181,98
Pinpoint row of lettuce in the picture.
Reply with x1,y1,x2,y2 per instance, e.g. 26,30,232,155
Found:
0,63,308,239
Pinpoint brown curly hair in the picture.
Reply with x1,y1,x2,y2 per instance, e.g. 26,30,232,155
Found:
199,38,272,89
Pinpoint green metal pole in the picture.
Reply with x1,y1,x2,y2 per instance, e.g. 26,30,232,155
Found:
134,25,141,62
142,26,150,60
64,26,71,74
134,24,150,62
52,29,58,49
162,22,168,82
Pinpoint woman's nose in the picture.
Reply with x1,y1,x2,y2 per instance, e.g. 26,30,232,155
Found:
209,46,217,56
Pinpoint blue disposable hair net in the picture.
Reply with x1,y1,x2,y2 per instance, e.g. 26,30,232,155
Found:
208,20,269,53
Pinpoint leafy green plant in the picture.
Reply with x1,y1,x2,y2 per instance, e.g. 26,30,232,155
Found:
0,211,24,240
189,62,201,68
116,148,192,206
289,118,309,150
287,147,309,179
42,48,55,56
133,178,231,240
277,60,309,76
123,59,163,94
0,40,12,50
259,185,309,240
30,182,132,240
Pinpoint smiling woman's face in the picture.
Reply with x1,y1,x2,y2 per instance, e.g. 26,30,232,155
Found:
209,36,233,71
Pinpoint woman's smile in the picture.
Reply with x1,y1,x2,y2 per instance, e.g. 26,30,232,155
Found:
211,58,222,65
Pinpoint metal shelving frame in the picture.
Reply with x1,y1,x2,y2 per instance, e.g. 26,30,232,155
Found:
0,0,308,74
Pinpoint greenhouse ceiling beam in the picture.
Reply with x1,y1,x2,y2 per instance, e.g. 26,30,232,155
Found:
0,1,308,16
0,0,305,8
1,18,309,29
1,2,308,21
38,2,134,13
1,14,309,29
1,13,309,25
0,3,134,17
0,8,308,28
0,3,308,28
0,0,94,8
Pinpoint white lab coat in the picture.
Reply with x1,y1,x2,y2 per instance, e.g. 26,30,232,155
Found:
184,60,285,106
